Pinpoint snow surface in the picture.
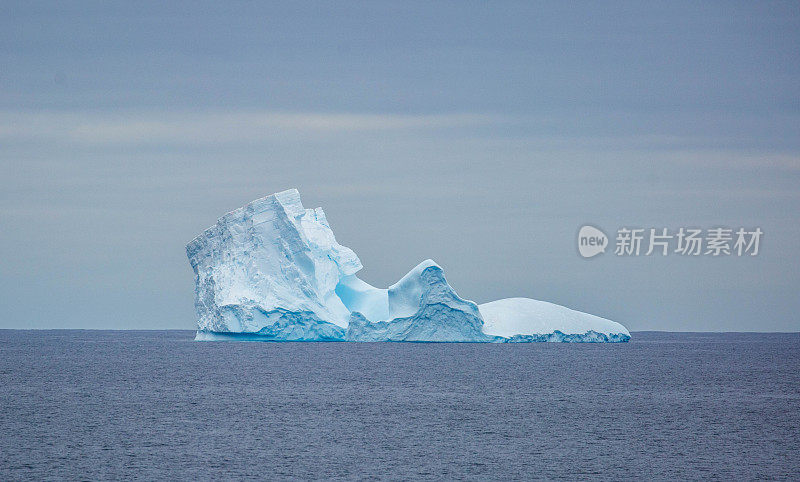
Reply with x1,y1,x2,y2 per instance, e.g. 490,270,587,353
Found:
187,189,631,342
479,298,631,341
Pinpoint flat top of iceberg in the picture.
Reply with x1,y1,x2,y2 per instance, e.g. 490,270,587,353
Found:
479,297,630,337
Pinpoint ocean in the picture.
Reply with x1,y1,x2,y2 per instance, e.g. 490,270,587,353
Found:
1,330,798,480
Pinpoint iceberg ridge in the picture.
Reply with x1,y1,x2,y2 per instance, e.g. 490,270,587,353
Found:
346,261,498,342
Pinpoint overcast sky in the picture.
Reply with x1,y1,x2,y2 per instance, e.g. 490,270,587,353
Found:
2,2,799,331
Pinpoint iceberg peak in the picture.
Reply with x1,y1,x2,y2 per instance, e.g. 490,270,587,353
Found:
187,189,360,336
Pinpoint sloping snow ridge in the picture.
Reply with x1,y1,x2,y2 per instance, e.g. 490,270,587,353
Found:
479,298,631,342
187,189,630,342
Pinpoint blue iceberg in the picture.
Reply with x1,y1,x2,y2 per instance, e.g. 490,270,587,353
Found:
187,189,630,342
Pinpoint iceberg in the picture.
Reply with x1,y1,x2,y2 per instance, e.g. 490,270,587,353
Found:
187,189,630,342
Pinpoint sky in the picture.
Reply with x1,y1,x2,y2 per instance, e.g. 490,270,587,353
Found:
1,1,799,331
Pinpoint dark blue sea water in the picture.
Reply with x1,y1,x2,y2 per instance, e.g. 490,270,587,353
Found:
1,331,798,480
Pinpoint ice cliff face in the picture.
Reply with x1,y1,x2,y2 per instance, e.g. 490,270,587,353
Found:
187,189,631,342
186,189,359,340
